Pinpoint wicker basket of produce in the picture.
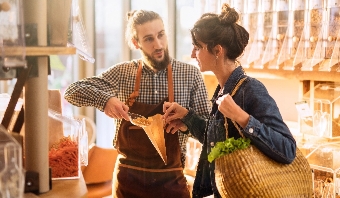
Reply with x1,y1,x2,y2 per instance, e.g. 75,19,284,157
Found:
213,144,313,198
210,77,313,197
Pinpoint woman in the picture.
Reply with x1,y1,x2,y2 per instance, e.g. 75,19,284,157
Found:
163,4,297,198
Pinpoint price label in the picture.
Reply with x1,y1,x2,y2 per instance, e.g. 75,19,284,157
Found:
295,101,313,118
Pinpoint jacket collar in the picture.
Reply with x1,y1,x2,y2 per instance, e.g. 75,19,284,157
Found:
212,66,246,99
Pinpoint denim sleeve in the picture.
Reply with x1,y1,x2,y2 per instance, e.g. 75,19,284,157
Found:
243,115,296,164
181,109,207,144
240,79,296,164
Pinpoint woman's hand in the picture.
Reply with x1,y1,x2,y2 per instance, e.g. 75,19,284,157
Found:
164,119,188,134
104,97,130,120
216,94,249,128
163,102,189,133
163,102,188,122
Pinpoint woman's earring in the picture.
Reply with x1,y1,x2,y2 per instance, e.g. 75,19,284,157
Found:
216,56,218,60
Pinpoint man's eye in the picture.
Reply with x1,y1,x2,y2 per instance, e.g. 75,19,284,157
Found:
145,37,153,42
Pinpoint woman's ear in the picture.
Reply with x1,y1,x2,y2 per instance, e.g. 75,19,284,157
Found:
132,39,140,49
214,44,223,57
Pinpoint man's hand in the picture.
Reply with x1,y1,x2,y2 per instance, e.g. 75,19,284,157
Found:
104,97,130,120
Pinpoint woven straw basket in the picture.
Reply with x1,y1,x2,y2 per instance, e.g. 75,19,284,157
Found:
215,145,313,198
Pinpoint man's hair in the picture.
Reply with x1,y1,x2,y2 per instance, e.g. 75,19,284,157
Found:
125,10,163,49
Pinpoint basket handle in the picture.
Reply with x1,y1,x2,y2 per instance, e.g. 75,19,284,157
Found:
224,77,247,138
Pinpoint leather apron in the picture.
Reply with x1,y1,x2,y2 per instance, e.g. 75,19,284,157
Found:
112,61,190,198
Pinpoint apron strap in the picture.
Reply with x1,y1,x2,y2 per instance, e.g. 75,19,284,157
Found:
167,64,174,103
126,60,174,106
126,61,143,106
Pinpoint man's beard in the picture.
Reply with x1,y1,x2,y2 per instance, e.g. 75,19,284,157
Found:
141,48,170,71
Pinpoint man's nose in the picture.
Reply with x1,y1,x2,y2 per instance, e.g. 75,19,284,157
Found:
154,38,163,49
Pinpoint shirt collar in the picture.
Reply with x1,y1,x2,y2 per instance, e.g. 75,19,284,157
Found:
141,58,174,75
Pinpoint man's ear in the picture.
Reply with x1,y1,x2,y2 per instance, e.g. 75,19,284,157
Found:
132,39,140,49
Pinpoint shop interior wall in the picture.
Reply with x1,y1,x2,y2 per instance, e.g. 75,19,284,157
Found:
203,74,300,123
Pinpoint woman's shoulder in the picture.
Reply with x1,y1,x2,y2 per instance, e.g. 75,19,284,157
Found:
240,75,270,96
243,75,266,88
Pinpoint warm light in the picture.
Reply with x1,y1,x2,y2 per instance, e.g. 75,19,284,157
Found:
293,36,299,42
328,36,335,42
309,36,318,42
260,36,268,42
276,34,284,41
320,85,329,90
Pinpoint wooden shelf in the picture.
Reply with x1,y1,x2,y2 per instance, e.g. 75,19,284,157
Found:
203,67,340,82
243,67,340,82
24,172,87,198
4,46,76,56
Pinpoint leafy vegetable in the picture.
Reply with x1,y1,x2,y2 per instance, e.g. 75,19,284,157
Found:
208,137,251,163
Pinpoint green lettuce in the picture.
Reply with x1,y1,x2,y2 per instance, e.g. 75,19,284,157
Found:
208,137,251,163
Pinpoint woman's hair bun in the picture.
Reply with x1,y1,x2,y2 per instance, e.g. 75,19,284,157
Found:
219,3,239,25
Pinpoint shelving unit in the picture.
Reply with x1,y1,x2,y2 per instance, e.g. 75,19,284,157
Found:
1,0,94,195
4,47,76,56
1,46,87,197
16,47,88,197
1,0,85,196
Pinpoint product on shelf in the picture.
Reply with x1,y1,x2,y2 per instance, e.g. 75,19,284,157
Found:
49,137,79,178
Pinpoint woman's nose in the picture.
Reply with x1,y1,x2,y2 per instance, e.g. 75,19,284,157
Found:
191,49,196,58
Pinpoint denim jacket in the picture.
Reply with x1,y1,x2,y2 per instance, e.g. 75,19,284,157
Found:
182,66,297,198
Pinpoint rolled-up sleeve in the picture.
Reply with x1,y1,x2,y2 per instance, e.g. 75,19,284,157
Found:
64,66,120,111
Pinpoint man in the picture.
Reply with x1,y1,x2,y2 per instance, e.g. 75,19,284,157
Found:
64,10,210,198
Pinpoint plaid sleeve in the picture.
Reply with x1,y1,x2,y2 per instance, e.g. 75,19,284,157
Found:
64,63,127,111
190,68,211,119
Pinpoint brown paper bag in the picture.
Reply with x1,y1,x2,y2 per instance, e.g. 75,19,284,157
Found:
142,114,167,165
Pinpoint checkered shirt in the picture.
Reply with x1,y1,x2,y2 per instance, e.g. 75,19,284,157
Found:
64,58,211,166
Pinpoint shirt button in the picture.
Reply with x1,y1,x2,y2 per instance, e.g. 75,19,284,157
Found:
249,128,254,133
155,90,158,94
154,74,158,78
210,142,214,147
